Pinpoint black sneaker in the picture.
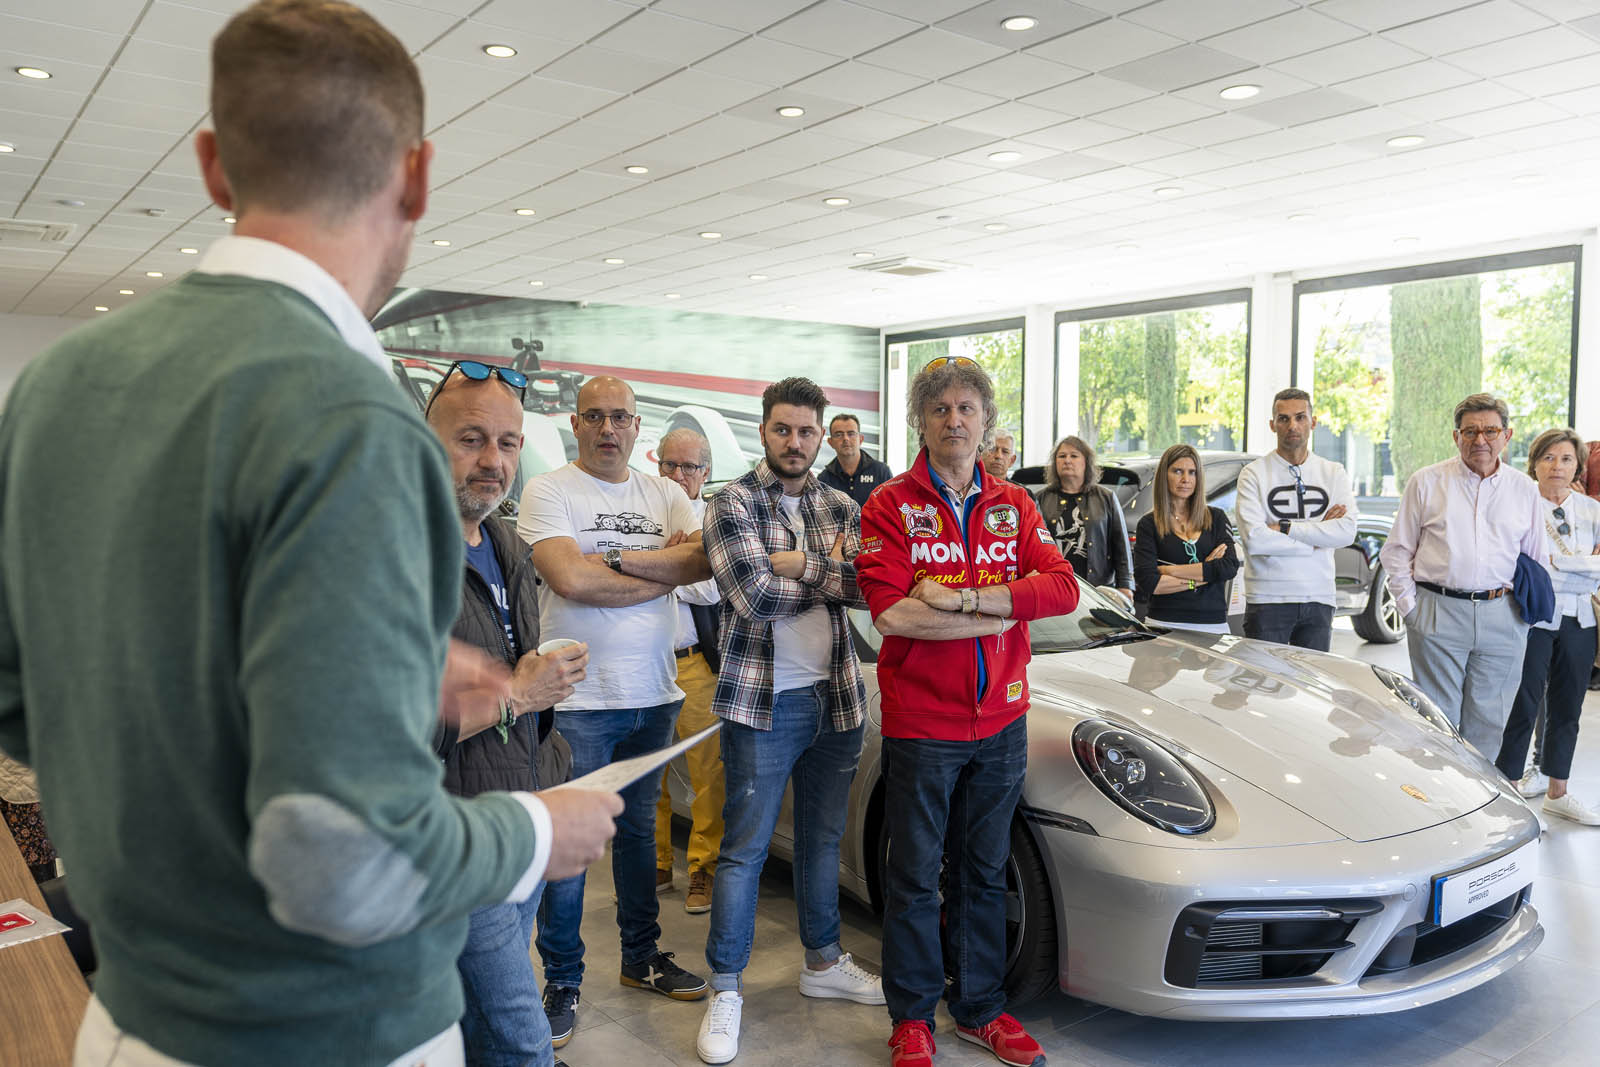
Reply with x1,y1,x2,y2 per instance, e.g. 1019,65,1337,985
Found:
544,984,579,1049
619,950,709,1001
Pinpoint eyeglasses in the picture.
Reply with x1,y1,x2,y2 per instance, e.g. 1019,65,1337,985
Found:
423,360,528,417
659,461,706,475
577,410,637,429
923,356,980,371
1553,506,1571,537
1288,463,1305,501
1182,539,1200,565
1458,426,1506,442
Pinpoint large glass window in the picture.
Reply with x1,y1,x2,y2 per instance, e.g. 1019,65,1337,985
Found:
1057,290,1250,455
885,319,1024,466
1293,247,1579,515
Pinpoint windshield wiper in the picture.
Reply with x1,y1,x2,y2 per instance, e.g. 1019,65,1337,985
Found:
1077,630,1160,649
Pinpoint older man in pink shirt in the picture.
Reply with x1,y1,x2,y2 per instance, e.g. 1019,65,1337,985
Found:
1381,393,1546,760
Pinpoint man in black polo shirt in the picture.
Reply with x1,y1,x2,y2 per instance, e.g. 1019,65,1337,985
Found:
818,413,893,507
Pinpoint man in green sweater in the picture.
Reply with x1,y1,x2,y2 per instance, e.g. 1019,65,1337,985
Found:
0,3,622,1065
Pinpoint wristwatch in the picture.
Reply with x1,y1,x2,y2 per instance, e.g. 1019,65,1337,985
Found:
604,548,624,573
1278,519,1291,534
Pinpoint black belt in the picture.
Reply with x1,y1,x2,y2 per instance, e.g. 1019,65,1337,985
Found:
1418,581,1506,602
675,643,701,659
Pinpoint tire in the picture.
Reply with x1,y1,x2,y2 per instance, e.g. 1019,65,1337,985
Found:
875,816,1060,1007
1352,563,1406,644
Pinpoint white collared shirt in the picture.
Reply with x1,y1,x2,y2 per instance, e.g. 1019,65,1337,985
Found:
195,235,390,376
1380,455,1546,620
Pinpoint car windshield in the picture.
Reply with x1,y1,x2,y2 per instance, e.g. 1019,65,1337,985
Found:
850,578,1150,660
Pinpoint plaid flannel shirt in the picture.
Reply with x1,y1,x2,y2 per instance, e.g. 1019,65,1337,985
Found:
705,460,867,731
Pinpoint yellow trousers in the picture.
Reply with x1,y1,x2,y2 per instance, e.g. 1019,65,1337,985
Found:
655,651,724,874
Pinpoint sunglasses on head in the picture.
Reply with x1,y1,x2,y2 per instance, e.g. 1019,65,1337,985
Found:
424,360,528,417
923,356,980,371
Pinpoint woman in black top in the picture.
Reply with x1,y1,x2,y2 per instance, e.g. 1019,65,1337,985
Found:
1036,434,1133,599
1133,443,1239,633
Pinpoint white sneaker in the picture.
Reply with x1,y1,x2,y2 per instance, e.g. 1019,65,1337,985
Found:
1517,768,1550,798
797,952,886,1005
696,990,742,1065
1543,792,1600,826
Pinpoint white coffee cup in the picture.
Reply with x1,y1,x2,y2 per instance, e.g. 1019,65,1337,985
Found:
538,638,581,656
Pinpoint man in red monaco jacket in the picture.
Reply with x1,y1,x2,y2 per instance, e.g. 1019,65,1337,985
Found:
856,356,1077,1067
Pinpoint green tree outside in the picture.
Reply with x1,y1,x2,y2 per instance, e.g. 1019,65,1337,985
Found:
1484,263,1575,456
1144,311,1179,452
1389,275,1482,490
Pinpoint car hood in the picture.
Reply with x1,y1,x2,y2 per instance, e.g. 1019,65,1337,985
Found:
1026,632,1499,842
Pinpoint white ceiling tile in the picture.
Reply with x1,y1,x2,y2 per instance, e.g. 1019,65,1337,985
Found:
786,61,927,106
1391,81,1526,122
1020,74,1153,114
651,0,818,33
1097,94,1221,134
1102,44,1255,92
859,28,1008,79
1384,1,1554,53
1201,9,1364,64
806,108,928,143
1443,26,1598,78
694,35,843,86
1024,17,1183,71
3,16,126,70
944,53,1086,98
422,21,576,73
1435,99,1571,136
1313,2,1469,39
1010,151,1119,180
1499,54,1600,99
476,0,640,41
877,82,1005,122
1017,117,1138,151
534,46,678,94
589,9,746,64
352,0,465,53
881,124,998,157
1272,36,1426,85
1333,60,1477,104
1172,67,1318,109
951,101,1065,138
1235,88,1374,128
764,1,923,58
1548,84,1600,116
934,0,1107,48
1124,0,1298,39
491,76,623,117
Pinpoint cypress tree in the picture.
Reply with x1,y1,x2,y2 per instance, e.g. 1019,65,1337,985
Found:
1389,276,1481,490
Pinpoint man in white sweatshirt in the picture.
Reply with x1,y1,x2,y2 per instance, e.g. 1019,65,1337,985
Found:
1235,389,1358,650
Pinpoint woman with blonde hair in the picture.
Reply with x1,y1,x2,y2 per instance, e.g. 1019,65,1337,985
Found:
1037,435,1133,599
1133,444,1239,634
1495,427,1600,825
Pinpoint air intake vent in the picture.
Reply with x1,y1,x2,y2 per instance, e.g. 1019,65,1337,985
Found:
849,256,960,277
0,218,76,245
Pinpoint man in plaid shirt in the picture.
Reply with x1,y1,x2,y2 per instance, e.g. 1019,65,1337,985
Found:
692,377,884,1065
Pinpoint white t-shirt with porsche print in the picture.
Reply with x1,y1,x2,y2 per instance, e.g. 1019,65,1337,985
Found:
519,462,700,711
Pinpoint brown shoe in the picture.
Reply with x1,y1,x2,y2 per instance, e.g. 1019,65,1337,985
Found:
685,868,713,914
656,867,674,894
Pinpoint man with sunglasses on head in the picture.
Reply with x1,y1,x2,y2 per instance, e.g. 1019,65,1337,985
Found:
425,364,592,1067
518,376,715,1052
0,4,623,1065
1381,393,1546,759
1235,388,1357,651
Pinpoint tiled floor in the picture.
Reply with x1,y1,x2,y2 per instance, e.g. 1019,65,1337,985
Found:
555,621,1600,1067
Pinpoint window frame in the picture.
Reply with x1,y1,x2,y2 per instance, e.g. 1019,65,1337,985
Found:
883,316,1027,460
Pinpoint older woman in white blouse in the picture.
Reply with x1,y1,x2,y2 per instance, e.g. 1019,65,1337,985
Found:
1495,428,1600,826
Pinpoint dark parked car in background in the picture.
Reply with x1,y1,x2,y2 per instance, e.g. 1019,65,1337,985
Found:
1016,451,1404,644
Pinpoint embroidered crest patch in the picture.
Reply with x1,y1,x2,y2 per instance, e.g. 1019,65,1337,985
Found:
1006,680,1024,702
900,503,942,538
984,505,1019,537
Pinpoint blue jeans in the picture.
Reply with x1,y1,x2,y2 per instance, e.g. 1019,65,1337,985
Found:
457,886,551,1067
1243,601,1334,650
706,683,864,989
536,701,681,987
881,717,1028,1030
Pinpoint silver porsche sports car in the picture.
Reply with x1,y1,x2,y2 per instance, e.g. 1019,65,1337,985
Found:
673,581,1543,1019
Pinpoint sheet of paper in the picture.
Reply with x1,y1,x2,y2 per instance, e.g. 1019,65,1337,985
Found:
554,720,723,794
0,899,69,951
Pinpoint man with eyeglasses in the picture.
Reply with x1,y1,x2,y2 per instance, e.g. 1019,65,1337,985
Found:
518,376,715,1051
652,428,726,916
1235,388,1357,650
695,377,883,1066
1381,393,1546,759
819,413,894,507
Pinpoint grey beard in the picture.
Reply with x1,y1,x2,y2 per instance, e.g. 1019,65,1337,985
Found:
455,482,504,523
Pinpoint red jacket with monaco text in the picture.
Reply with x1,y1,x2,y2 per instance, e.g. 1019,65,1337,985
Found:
856,450,1079,741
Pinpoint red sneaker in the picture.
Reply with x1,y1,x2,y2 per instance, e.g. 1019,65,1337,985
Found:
956,1013,1045,1067
888,1020,936,1067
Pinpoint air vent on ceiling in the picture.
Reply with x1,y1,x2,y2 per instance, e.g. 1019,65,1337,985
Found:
849,256,960,277
0,218,76,245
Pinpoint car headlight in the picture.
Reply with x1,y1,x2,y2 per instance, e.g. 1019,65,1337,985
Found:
1372,666,1458,737
1072,719,1215,835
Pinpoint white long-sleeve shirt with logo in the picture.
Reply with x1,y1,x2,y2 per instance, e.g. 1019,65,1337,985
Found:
1235,451,1358,607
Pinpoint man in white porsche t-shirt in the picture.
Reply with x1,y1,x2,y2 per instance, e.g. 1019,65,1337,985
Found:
518,376,715,1049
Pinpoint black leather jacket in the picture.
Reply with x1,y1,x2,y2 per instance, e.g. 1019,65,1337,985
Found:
1034,483,1133,590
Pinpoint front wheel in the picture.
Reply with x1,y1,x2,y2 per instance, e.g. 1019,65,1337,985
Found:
1353,563,1406,644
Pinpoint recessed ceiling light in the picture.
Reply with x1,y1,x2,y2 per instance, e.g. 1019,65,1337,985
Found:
699,231,722,239
987,150,1021,163
118,289,133,295
822,196,850,206
528,280,544,287
749,273,768,281
179,247,198,254
665,292,682,299
56,198,85,207
93,305,108,312
145,271,163,278
782,304,798,311
872,287,889,295
604,257,625,264
514,207,536,216
1386,134,1425,148
15,67,51,80
1513,173,1543,184
1000,16,1038,31
1153,186,1182,198
1393,236,1420,247
1287,212,1314,222
776,105,805,118
624,164,649,175
1219,84,1260,101
984,222,1008,231
935,214,955,222
223,216,236,224
483,44,517,58
1116,242,1139,251
431,239,451,246
0,143,14,153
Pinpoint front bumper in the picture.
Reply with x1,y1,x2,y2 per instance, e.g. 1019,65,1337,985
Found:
1047,792,1543,1019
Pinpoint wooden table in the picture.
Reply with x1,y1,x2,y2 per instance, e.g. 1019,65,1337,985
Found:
0,820,87,1066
